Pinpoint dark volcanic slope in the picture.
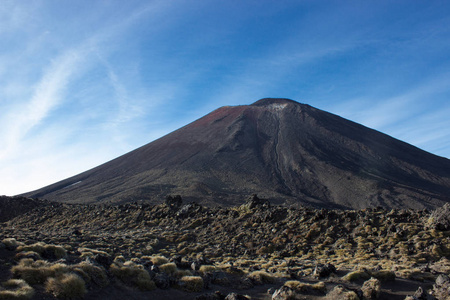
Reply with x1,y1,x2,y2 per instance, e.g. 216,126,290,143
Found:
24,98,450,209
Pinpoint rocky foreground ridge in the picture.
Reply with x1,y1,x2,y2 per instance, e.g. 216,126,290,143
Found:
1,195,450,299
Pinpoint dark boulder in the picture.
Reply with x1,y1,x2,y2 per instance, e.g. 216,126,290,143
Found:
242,194,270,210
153,272,171,289
165,195,183,209
313,263,336,278
177,202,203,218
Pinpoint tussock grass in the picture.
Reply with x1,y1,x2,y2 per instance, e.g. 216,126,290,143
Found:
110,260,155,290
174,269,192,279
159,262,178,275
45,273,86,299
2,239,24,250
198,265,218,274
342,270,371,282
17,243,66,259
179,276,203,292
11,259,69,285
14,251,41,261
361,277,381,300
72,261,109,287
326,285,359,300
149,255,169,266
247,270,276,284
370,270,396,282
77,247,109,256
0,279,34,300
284,280,326,293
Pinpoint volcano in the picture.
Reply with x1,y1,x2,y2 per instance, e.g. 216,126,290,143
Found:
24,98,450,209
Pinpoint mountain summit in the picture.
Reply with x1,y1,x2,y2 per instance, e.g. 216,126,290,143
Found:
24,98,450,209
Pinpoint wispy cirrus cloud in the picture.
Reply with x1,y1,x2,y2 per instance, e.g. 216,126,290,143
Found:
1,50,83,156
0,1,179,195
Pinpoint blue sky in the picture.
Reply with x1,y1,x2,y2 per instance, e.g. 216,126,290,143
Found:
1,0,450,196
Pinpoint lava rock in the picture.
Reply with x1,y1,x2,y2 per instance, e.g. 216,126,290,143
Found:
313,263,337,278
165,195,183,210
153,272,171,289
93,253,112,269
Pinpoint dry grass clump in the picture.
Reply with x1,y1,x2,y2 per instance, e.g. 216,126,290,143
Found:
174,269,192,279
72,261,109,287
342,270,371,282
17,242,67,259
110,259,155,290
247,270,277,285
14,251,41,261
2,239,24,250
198,265,218,274
45,273,86,299
326,285,359,300
179,276,203,292
159,262,178,275
284,280,326,293
0,279,34,300
361,277,381,300
370,270,396,282
16,243,45,254
77,247,110,259
11,259,69,285
149,255,169,266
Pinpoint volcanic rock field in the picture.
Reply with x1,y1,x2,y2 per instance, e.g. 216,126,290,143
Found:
1,195,450,299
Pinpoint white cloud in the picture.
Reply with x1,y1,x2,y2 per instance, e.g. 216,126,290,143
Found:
1,50,83,158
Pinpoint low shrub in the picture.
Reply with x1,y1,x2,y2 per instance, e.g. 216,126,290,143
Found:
0,279,34,300
45,273,86,299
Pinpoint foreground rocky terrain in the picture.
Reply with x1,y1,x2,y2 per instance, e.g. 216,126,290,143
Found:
1,195,450,299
